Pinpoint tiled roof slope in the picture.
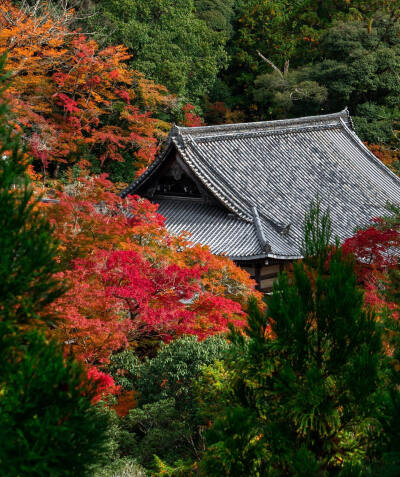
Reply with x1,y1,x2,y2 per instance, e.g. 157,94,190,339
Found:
156,200,299,260
122,110,400,260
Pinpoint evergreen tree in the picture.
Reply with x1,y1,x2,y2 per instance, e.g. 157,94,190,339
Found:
194,0,235,40
311,17,400,146
86,0,228,103
200,201,388,476
249,14,400,147
252,66,328,119
0,57,111,476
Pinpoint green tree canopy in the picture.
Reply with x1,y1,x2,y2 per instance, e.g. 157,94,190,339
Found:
253,65,328,119
243,14,400,146
311,17,400,145
194,0,235,39
215,0,357,113
88,0,228,103
107,335,228,470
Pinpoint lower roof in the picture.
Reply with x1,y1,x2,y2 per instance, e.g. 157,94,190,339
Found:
156,199,300,261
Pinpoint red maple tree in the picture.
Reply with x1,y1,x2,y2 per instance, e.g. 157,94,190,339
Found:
0,1,201,181
39,173,259,366
343,214,400,315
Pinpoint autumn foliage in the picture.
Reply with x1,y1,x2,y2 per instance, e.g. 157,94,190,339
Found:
0,1,178,178
366,143,400,175
87,366,120,403
39,174,258,367
181,103,204,127
343,214,400,315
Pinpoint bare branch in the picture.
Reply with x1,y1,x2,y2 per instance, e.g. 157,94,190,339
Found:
256,50,283,78
284,59,289,76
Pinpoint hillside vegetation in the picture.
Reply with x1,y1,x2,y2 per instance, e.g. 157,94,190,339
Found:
1,1,400,476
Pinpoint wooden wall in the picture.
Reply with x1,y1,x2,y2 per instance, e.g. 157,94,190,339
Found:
258,263,282,293
238,260,293,294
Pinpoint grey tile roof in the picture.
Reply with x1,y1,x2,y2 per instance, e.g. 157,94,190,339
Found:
122,110,400,260
157,200,261,257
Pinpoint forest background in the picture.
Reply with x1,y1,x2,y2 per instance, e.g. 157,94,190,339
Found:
1,0,400,476
2,0,399,185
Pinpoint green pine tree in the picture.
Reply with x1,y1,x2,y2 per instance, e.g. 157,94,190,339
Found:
200,200,388,476
0,56,111,476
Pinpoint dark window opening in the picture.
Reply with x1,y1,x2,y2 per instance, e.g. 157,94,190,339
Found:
154,176,202,197
151,159,202,197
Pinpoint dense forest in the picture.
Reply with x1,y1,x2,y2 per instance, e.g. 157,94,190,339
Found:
1,1,400,476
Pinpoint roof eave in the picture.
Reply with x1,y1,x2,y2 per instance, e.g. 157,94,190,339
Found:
119,140,175,197
228,252,302,261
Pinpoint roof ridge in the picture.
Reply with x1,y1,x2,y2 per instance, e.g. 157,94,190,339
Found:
174,109,350,136
192,122,342,143
120,110,351,198
339,119,400,190
251,206,271,252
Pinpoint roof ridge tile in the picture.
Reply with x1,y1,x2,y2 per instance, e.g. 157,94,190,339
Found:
175,109,350,137
191,122,342,143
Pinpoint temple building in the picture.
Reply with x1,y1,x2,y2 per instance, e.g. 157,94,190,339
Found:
121,110,400,292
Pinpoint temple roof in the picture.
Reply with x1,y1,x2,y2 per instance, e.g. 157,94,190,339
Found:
121,110,400,261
